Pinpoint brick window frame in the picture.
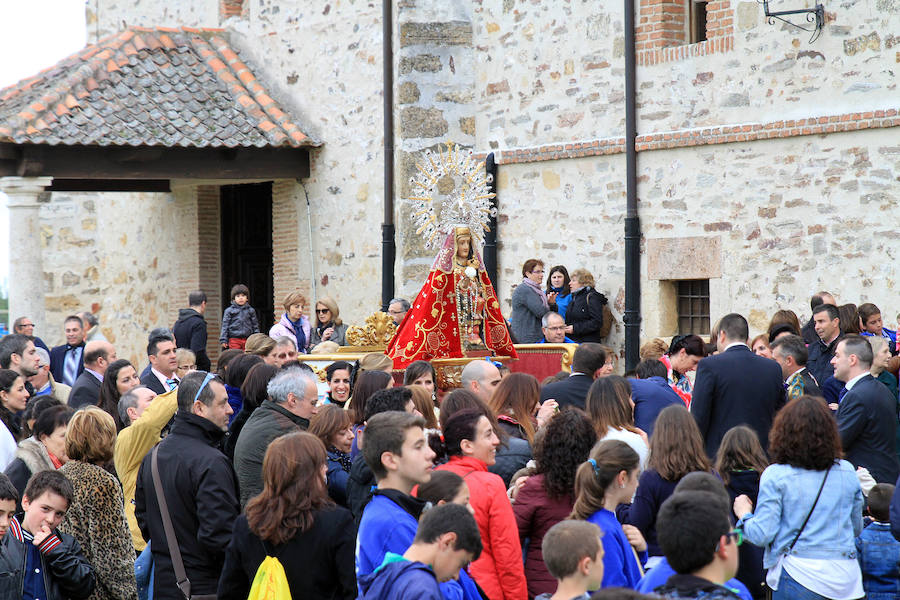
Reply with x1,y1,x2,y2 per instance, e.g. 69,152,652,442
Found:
636,0,734,66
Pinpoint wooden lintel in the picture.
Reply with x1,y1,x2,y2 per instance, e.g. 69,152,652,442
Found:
48,179,172,192
0,143,310,180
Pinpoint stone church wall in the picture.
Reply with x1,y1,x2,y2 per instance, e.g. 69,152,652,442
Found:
60,0,900,365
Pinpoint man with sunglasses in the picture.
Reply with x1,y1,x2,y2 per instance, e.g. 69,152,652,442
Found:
134,370,239,600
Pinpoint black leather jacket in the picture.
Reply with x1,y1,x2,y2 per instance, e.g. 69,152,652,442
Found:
0,517,95,600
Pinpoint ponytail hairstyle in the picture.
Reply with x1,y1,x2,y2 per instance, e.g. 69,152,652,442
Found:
416,470,466,505
441,409,487,459
570,439,640,520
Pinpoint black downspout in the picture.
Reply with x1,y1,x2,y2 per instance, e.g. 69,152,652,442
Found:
381,0,396,312
483,152,499,287
624,0,641,371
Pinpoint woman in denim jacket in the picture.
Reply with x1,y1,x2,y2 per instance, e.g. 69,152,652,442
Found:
733,395,864,600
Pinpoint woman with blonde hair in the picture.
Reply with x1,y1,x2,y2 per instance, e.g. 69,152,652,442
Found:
564,268,610,343
59,406,137,599
586,375,648,470
623,405,711,562
868,336,898,398
310,296,348,347
269,290,312,353
218,431,355,598
244,333,278,366
750,333,773,359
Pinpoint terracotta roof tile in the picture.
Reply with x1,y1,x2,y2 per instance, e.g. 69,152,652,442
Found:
0,26,319,148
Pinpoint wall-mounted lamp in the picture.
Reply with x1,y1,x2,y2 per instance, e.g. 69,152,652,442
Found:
759,0,825,43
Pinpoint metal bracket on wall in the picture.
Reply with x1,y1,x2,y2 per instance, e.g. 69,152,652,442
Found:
759,0,825,43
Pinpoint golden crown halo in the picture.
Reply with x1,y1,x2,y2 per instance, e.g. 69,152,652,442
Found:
407,142,497,250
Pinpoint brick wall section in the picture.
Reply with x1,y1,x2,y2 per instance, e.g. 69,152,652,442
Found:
636,0,734,66
171,187,199,320
271,179,304,318
219,0,243,20
487,108,899,164
637,0,687,49
196,185,222,367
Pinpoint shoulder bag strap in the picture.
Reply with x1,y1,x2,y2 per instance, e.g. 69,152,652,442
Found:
787,463,831,552
152,445,192,599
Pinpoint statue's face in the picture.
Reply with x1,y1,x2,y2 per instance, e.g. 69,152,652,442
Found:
456,235,471,259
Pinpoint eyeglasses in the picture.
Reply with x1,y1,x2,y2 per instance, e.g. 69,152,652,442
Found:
716,529,743,551
316,308,330,314
531,270,545,275
545,326,566,332
19,323,34,328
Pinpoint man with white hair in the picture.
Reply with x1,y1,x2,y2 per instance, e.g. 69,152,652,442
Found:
233,367,319,506
460,359,502,404
28,346,71,403
114,385,175,552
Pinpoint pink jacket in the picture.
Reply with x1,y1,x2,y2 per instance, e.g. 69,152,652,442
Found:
269,313,311,352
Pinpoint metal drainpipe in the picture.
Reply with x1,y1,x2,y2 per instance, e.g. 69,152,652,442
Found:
381,0,396,312
624,0,642,371
483,152,499,287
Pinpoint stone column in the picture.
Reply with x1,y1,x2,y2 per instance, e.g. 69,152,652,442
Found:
1,177,53,332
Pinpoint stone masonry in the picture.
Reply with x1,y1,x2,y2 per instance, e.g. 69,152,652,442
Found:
23,0,899,364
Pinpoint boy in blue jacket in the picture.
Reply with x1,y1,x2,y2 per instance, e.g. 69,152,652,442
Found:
356,411,435,582
357,503,482,600
856,483,900,600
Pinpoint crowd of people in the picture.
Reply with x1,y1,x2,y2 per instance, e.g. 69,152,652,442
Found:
0,286,897,600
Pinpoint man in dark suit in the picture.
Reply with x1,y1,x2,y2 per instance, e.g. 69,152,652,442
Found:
49,314,86,386
68,340,116,408
173,291,211,372
691,313,786,457
540,343,608,410
629,358,683,438
806,303,842,387
140,332,180,395
770,334,823,401
833,335,900,484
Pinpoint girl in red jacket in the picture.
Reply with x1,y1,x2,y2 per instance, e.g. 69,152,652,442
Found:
435,409,528,600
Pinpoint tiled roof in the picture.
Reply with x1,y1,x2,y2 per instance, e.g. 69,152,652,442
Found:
0,27,318,148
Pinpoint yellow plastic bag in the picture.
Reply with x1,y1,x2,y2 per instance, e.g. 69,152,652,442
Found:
247,555,291,600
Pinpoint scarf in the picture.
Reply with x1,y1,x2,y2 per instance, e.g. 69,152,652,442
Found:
522,277,549,311
550,285,568,297
287,315,306,351
48,452,64,469
331,446,352,472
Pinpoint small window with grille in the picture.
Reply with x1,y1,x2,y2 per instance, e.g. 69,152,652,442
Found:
677,280,710,335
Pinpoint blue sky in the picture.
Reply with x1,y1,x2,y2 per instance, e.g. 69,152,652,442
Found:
0,0,87,296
